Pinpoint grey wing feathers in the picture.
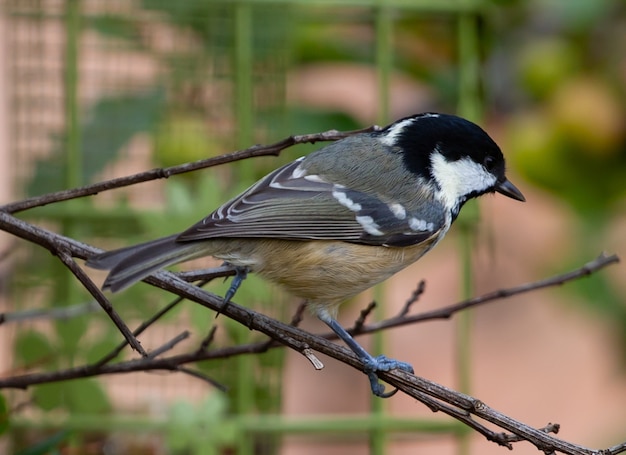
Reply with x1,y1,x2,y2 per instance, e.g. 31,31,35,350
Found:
87,156,445,291
177,159,444,247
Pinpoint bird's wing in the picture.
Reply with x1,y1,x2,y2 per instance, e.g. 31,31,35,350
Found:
177,159,444,247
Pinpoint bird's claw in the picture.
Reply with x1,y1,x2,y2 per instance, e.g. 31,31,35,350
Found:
363,355,414,398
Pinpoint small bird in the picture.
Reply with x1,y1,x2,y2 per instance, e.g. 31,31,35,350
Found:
87,113,525,397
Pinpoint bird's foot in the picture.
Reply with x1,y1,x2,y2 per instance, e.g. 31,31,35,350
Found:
362,354,414,398
318,311,413,398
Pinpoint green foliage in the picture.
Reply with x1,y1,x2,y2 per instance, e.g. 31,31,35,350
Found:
531,0,615,31
498,0,626,353
0,393,8,436
14,324,113,414
153,113,222,169
504,2,625,218
166,395,237,454
88,15,145,46
14,431,71,455
27,89,165,196
14,330,56,368
7,0,626,451
32,380,111,414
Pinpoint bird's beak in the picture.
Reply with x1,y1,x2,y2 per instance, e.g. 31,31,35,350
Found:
495,178,525,202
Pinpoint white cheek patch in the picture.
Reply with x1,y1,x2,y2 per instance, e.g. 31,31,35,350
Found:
409,217,434,232
356,215,384,236
388,203,406,220
332,190,362,212
430,151,497,209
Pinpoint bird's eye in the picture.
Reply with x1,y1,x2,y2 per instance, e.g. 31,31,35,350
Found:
483,156,496,171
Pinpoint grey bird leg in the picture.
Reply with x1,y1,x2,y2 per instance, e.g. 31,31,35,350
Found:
222,265,249,306
317,310,414,398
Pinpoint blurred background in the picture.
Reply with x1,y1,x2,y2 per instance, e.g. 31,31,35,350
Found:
0,0,625,454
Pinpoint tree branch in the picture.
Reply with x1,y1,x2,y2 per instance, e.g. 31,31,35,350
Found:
0,127,623,454
0,229,621,454
0,126,378,214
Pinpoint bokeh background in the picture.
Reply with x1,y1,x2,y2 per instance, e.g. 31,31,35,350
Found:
0,0,625,454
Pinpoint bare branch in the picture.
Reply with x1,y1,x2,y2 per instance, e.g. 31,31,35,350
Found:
358,253,620,335
0,126,379,215
176,366,227,391
397,280,426,317
146,331,190,359
0,300,99,325
0,244,622,453
56,250,147,357
94,293,187,366
0,126,623,454
196,326,218,354
353,301,377,332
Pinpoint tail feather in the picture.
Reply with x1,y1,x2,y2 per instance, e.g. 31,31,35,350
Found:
87,235,206,292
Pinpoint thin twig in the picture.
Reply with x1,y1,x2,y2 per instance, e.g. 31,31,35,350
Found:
176,366,227,392
0,300,100,325
94,294,186,366
94,279,210,366
177,265,236,282
0,259,623,453
56,251,147,357
397,280,426,317
0,126,378,214
353,301,377,332
0,130,623,454
196,326,218,354
289,301,307,326
147,331,190,359
361,253,620,334
107,253,624,371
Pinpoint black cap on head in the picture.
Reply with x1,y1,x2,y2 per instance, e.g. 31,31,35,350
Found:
385,113,524,201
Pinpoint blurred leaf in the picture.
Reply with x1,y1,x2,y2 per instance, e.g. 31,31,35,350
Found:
54,314,89,356
15,431,70,455
82,88,166,184
27,88,166,196
32,382,66,411
85,338,122,364
0,393,8,436
142,0,222,39
507,108,626,216
531,0,614,31
517,38,579,99
166,395,235,452
88,14,144,45
154,113,220,168
66,379,112,414
167,401,197,451
189,301,214,334
14,330,55,367
142,1,291,59
34,379,110,415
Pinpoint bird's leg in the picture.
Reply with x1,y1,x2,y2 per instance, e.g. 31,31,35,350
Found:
316,310,414,398
222,265,249,306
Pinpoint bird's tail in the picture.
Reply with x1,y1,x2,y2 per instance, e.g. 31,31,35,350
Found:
86,234,206,292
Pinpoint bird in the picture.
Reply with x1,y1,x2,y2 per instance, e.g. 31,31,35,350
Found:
87,112,525,397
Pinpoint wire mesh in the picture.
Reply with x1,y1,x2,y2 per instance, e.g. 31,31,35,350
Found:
3,0,486,453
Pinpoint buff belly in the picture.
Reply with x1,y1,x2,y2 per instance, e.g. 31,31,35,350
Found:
208,238,438,313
